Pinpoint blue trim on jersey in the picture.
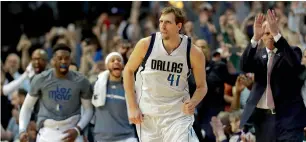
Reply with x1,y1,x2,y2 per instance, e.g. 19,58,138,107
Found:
187,37,192,70
133,33,156,81
140,33,156,72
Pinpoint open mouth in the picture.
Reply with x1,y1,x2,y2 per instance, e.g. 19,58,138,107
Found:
113,67,121,71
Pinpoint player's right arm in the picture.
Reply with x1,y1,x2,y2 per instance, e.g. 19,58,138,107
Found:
123,36,150,124
19,75,41,142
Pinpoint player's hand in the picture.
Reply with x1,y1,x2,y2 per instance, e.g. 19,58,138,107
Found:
253,13,265,41
19,132,29,142
62,127,79,142
128,107,143,124
266,9,279,36
182,99,196,115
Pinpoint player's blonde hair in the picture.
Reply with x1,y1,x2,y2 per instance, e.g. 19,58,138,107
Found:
161,6,186,25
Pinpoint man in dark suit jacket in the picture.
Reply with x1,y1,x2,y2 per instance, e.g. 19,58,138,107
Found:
240,10,306,141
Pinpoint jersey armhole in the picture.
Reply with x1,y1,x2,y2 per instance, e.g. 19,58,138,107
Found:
134,33,156,80
141,33,156,69
187,37,192,72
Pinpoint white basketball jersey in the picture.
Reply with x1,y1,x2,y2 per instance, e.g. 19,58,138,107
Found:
135,32,192,116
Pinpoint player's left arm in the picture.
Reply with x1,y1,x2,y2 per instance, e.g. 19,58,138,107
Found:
190,44,208,106
77,78,94,132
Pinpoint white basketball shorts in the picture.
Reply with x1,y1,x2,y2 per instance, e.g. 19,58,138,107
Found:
136,113,199,142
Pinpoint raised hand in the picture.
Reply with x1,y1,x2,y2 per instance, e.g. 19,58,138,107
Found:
253,13,265,41
267,9,279,36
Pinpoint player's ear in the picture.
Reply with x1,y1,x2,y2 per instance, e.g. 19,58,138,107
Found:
177,23,182,32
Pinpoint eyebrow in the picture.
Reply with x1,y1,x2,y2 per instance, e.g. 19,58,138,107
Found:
159,19,172,23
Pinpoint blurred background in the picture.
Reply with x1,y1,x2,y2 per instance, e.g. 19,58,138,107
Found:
1,1,306,142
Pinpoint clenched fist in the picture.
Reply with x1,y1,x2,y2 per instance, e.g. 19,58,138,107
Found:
182,100,196,115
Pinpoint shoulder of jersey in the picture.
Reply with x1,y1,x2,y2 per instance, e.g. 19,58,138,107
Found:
37,68,53,78
70,70,88,81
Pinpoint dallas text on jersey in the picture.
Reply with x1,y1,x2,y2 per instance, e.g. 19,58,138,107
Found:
151,59,183,73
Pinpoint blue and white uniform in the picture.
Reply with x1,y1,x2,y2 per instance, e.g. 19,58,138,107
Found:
135,32,198,142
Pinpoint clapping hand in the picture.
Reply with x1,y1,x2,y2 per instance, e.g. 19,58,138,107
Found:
266,9,279,36
253,13,265,41
26,63,35,78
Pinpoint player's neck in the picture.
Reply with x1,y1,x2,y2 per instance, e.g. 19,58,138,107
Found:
109,75,122,82
163,35,181,51
54,70,68,79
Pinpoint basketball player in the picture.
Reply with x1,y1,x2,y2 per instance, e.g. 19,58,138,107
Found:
93,52,137,142
19,44,94,142
123,7,207,142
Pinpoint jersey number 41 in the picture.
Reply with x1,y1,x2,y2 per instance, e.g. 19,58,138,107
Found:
167,74,181,86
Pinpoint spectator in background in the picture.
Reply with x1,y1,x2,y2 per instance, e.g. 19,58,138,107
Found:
79,37,103,76
88,61,106,84
195,38,237,142
288,1,306,35
210,111,255,142
17,34,49,77
4,53,31,93
1,69,13,130
194,4,218,48
2,48,48,98
183,21,198,42
1,108,20,142
30,49,49,75
116,39,132,65
11,89,27,110
45,27,77,62
2,63,34,98
230,74,253,111
1,89,28,141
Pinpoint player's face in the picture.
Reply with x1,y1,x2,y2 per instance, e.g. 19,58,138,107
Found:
108,56,123,78
159,13,182,40
31,51,47,74
54,50,71,75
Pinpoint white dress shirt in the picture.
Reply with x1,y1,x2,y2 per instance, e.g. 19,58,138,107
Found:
250,33,281,109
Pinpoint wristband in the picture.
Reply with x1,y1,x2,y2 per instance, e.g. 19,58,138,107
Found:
73,127,81,136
